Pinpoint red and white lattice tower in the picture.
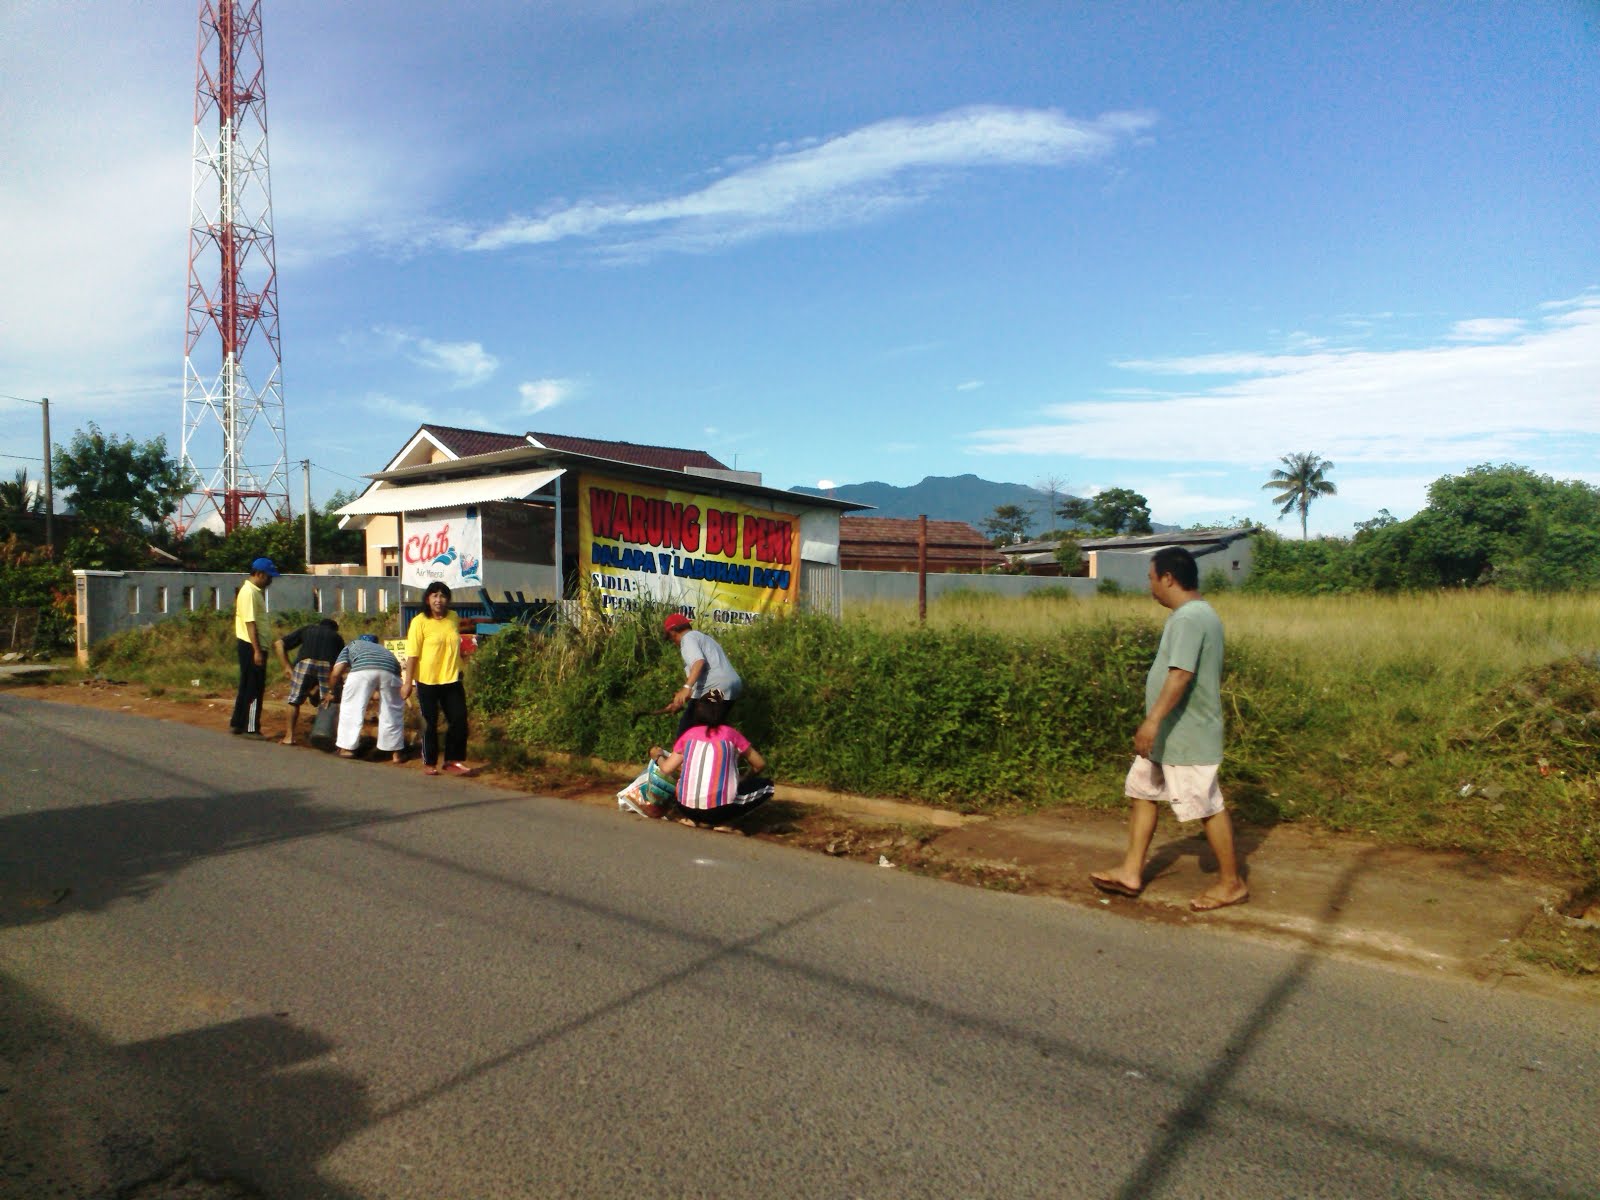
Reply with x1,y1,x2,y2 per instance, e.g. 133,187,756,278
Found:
178,0,286,535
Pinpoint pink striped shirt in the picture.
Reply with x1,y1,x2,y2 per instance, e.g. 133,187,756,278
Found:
672,725,752,810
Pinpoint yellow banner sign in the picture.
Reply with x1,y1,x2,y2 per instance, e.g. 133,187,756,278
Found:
579,472,800,624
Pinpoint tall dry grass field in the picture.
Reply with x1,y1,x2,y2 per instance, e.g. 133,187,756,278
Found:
850,588,1600,881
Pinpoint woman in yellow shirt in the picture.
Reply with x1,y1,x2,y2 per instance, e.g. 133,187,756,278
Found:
401,581,473,776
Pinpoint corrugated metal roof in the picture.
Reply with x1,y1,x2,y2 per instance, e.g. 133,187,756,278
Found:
335,468,564,515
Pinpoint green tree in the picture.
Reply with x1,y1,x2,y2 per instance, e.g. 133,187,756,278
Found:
0,469,46,521
982,503,1033,546
1058,487,1153,536
1053,538,1085,574
312,489,367,564
1262,452,1338,539
1406,464,1600,590
53,424,190,569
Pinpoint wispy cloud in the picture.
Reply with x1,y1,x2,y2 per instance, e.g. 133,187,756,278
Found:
973,293,1600,467
468,106,1156,258
1447,317,1525,342
373,327,498,388
363,391,495,430
956,380,985,392
519,378,572,413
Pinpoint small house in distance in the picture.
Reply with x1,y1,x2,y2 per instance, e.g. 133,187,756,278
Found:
1079,528,1256,589
838,516,1003,572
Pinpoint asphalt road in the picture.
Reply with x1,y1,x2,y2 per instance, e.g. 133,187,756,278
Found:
2,693,1596,1199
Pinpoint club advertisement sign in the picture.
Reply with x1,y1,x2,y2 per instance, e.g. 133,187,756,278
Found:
401,506,483,590
579,472,800,624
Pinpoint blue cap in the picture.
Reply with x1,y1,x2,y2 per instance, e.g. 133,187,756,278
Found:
358,633,380,644
250,557,280,577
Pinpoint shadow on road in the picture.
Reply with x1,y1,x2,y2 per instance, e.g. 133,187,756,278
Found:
1109,847,1583,1200
0,788,407,931
0,972,367,1199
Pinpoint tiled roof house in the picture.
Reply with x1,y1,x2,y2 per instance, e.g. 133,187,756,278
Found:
838,516,1002,573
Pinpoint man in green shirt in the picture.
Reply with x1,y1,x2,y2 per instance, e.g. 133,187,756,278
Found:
1091,546,1249,912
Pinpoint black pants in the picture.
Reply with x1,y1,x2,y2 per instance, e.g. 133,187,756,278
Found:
231,639,266,734
415,679,468,765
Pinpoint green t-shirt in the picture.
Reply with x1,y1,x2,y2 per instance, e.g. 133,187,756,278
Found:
1145,598,1224,765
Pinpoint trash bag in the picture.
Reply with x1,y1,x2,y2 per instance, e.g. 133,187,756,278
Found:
617,760,676,816
309,701,340,747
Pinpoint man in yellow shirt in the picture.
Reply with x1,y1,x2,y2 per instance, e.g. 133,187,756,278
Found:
230,557,279,736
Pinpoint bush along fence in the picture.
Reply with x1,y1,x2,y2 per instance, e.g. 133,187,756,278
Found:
464,604,1600,886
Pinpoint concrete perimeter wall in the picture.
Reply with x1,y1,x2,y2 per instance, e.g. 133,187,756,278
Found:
842,570,1097,607
74,570,400,664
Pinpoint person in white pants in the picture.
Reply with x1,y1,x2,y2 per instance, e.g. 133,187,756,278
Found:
326,634,406,762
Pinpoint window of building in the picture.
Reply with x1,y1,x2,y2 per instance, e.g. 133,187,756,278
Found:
127,587,140,615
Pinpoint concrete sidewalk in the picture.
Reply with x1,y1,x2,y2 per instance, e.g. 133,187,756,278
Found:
781,789,1578,978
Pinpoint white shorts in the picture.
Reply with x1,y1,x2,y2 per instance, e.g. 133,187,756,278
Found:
1125,756,1225,822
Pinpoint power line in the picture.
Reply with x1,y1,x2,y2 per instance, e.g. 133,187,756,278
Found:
308,461,368,484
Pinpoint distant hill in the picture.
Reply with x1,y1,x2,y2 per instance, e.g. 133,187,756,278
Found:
792,473,1175,536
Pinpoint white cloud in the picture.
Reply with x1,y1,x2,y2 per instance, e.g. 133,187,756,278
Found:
469,106,1156,257
373,327,498,388
1130,479,1257,525
519,378,572,413
1447,317,1525,342
956,380,985,391
363,391,494,430
973,293,1600,467
816,478,837,490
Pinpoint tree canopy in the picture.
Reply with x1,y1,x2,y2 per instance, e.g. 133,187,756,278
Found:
1246,464,1600,593
982,503,1033,546
1058,487,1152,536
52,424,190,568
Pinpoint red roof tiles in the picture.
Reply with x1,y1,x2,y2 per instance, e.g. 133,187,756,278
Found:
838,516,1002,572
528,431,728,472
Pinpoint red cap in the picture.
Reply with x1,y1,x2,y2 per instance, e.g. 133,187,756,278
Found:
663,613,692,633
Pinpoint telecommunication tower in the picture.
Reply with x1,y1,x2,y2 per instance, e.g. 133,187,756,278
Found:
178,0,287,534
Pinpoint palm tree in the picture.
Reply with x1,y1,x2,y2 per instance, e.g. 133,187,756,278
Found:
0,469,45,519
1262,453,1337,539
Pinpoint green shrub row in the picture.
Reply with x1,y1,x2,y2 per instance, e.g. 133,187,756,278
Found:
467,606,1600,884
472,607,1156,809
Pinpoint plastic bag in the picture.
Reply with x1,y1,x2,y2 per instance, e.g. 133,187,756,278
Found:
310,701,340,746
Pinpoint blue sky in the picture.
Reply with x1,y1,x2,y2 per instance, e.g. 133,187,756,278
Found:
3,1,1597,535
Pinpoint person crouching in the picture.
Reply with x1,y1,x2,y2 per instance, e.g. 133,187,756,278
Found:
647,693,772,826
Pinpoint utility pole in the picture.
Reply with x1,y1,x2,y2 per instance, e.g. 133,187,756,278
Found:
302,458,312,568
38,397,51,552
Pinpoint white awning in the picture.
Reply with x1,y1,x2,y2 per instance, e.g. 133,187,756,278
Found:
335,468,565,516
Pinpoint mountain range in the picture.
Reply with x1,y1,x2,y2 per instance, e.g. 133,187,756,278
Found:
790,474,1175,536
